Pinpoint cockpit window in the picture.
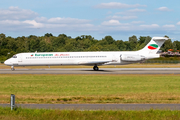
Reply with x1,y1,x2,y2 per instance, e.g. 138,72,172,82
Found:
12,55,17,58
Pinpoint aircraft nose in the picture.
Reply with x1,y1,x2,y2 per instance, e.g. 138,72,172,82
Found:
4,60,12,66
4,60,8,65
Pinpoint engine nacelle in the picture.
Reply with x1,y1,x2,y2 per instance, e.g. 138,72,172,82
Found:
121,54,145,62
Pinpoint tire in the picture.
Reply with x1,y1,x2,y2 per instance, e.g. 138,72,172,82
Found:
11,68,15,71
94,66,99,71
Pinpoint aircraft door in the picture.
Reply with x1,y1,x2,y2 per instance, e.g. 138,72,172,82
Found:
18,54,22,62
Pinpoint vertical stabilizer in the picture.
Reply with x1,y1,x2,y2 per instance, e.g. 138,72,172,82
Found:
137,37,168,59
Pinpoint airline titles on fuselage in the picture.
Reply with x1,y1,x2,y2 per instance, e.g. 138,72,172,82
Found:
26,53,107,59
31,54,70,57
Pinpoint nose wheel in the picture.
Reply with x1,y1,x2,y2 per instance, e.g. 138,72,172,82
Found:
93,66,99,71
11,66,15,71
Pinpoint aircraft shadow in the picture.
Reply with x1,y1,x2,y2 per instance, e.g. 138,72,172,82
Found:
81,70,113,72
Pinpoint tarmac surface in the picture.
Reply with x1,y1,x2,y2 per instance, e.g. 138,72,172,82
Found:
1,104,180,110
0,68,180,74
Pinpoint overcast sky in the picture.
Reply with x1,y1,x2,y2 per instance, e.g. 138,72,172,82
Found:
0,0,180,41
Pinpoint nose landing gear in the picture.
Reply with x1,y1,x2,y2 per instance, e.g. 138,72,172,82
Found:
93,65,99,71
11,66,15,71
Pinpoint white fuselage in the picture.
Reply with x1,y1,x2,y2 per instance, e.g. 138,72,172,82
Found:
4,51,148,66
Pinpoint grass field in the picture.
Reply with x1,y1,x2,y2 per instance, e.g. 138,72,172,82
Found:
0,107,180,120
0,74,180,104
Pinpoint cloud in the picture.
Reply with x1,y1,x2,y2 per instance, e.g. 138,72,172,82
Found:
140,24,159,28
0,6,95,33
35,17,48,23
0,18,95,32
163,25,175,28
115,9,146,15
0,20,21,25
177,21,180,25
102,20,121,26
23,20,44,28
35,17,91,25
101,20,130,26
0,6,178,39
127,8,146,12
95,2,146,9
162,24,175,30
157,7,172,11
0,20,32,31
101,21,160,31
0,6,38,20
0,19,44,30
36,17,94,32
107,15,137,20
98,22,174,36
47,17,91,24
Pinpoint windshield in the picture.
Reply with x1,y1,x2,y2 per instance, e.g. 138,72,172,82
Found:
12,55,17,58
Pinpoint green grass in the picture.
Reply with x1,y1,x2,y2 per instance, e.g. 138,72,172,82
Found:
0,74,180,103
0,107,180,120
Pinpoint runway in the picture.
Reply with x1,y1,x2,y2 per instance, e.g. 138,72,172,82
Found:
0,68,180,74
1,104,180,110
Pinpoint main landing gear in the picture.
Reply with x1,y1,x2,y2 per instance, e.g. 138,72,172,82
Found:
11,66,15,71
93,65,99,71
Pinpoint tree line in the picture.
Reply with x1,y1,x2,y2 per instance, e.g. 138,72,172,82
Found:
0,33,179,61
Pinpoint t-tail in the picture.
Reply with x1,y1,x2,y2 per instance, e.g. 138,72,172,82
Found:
137,37,169,59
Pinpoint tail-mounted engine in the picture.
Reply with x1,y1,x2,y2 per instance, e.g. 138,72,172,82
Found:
120,54,145,62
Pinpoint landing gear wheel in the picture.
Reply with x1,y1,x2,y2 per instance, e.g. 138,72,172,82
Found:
93,66,99,71
11,66,15,71
11,68,15,71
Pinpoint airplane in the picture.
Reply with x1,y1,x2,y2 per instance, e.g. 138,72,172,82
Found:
4,37,168,71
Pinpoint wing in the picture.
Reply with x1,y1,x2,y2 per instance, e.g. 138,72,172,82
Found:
78,60,111,65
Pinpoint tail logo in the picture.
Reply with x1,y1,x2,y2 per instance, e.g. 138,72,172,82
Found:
148,44,158,50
